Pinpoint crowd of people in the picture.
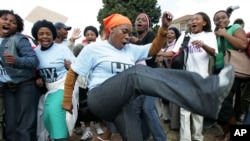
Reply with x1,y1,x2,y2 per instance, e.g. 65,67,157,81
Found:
0,5,249,141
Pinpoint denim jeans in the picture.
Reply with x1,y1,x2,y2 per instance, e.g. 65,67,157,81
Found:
107,95,144,140
3,80,40,141
87,65,219,140
141,96,166,141
108,96,147,140
106,121,118,133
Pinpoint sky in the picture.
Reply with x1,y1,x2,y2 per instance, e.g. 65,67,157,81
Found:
0,0,248,42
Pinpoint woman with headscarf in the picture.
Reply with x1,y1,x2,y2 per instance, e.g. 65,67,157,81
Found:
72,25,105,140
62,11,234,141
31,19,76,141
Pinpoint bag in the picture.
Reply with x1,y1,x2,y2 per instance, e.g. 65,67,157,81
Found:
170,48,188,69
170,32,190,69
224,49,250,79
208,56,215,75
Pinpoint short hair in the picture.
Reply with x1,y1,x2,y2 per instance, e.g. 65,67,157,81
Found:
233,18,244,25
83,26,98,37
168,27,181,40
31,19,57,40
0,10,24,33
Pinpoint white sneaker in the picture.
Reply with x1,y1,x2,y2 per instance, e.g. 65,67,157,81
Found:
94,123,104,135
80,127,93,140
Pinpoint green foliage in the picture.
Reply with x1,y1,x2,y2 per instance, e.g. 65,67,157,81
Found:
97,0,161,35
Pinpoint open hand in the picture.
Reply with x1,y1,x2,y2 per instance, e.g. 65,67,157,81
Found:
69,28,82,42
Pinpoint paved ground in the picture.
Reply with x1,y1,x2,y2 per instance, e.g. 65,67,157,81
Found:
69,119,224,141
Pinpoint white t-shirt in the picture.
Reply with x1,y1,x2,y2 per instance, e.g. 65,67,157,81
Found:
71,40,151,89
173,31,218,78
35,43,75,83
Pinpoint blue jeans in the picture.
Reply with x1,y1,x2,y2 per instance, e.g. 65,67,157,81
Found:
106,96,144,136
108,96,148,140
106,121,118,133
87,65,220,141
3,79,40,141
114,95,145,140
141,96,166,141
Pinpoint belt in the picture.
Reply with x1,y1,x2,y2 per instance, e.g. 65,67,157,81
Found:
6,77,34,89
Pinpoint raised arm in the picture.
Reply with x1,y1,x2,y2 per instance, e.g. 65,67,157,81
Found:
148,11,173,56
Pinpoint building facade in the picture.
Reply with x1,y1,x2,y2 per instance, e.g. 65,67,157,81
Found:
171,15,192,32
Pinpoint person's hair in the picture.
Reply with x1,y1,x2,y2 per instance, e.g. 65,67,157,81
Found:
84,26,99,37
0,9,24,33
213,10,230,21
168,27,181,40
194,12,212,32
31,19,57,40
233,18,244,25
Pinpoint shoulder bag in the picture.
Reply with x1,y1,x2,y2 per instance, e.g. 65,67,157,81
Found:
169,32,190,70
221,37,250,79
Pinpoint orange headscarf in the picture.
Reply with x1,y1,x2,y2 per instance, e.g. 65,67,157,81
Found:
103,13,132,36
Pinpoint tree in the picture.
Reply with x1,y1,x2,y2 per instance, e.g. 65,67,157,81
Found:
97,0,161,36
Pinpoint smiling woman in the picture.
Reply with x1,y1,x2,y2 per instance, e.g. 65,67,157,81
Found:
31,19,76,141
